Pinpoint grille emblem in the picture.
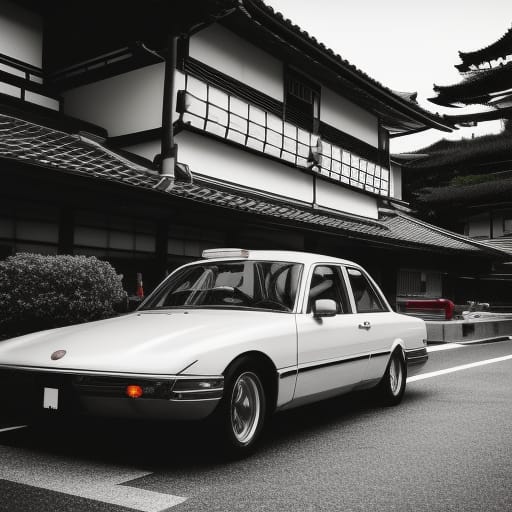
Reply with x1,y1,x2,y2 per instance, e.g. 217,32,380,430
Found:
51,350,66,360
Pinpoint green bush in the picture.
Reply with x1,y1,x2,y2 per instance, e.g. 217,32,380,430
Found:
0,253,127,339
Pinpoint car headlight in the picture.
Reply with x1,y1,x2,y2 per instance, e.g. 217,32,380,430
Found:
171,378,224,400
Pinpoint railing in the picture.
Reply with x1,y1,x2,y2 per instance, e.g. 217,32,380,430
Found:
178,74,390,197
48,47,134,84
398,299,455,321
0,52,60,112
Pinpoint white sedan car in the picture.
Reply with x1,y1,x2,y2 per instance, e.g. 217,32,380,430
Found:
0,249,427,454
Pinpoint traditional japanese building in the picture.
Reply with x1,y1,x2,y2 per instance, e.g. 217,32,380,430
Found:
397,22,512,309
0,0,507,306
397,126,512,309
430,23,512,122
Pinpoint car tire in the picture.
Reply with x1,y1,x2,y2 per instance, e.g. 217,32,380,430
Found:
377,350,406,406
213,358,267,458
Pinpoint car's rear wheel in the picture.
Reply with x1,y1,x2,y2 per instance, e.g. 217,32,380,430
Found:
378,350,406,406
213,358,267,457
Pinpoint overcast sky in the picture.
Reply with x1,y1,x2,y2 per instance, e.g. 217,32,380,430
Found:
264,0,512,153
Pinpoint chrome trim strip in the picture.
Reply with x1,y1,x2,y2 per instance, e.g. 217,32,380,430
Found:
370,350,391,359
169,397,221,402
279,369,297,379
173,387,224,394
278,353,370,378
0,364,222,381
298,354,368,374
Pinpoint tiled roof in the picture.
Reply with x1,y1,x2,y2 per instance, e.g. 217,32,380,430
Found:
430,60,512,107
377,211,494,254
0,113,505,257
0,114,152,188
236,0,453,133
414,178,512,205
456,24,512,72
397,131,512,171
479,238,512,257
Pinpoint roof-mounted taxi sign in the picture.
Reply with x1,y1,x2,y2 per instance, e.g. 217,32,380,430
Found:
202,248,250,259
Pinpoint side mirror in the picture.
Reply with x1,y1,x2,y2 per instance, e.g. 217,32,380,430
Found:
313,299,337,317
127,296,143,312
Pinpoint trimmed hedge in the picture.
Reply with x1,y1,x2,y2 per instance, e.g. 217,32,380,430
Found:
0,253,127,339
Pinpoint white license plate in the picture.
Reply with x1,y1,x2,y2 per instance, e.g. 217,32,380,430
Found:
43,387,59,410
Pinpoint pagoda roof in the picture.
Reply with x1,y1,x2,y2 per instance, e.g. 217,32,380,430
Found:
444,105,512,125
414,177,512,207
430,61,512,107
456,24,512,72
396,130,512,171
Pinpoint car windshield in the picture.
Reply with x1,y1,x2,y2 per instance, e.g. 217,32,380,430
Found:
140,260,303,312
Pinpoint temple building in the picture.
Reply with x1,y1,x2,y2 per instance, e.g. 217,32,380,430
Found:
0,0,508,307
430,23,512,123
396,23,512,310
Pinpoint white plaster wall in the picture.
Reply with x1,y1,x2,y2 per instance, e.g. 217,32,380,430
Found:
493,215,504,238
189,24,283,101
0,0,42,67
63,64,185,137
390,162,402,200
315,179,378,219
126,131,381,219
175,130,313,202
123,140,160,163
426,272,442,297
468,214,490,238
321,87,378,148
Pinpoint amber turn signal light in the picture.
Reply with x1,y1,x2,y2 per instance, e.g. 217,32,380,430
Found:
126,385,143,398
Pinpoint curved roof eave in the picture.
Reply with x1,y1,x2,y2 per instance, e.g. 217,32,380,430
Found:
457,24,512,71
236,0,453,133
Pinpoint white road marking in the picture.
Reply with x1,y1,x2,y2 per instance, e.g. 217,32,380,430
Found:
427,343,463,353
408,353,512,382
0,445,186,511
0,425,27,433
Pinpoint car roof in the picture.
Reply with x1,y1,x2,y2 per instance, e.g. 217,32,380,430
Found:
199,249,361,268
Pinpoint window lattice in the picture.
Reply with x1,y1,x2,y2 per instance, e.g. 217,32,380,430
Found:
179,75,390,196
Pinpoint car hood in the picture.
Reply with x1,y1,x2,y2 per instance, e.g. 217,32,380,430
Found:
0,310,292,375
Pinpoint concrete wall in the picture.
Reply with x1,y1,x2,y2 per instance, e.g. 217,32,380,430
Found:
320,87,378,148
426,319,512,343
189,24,283,101
0,0,42,67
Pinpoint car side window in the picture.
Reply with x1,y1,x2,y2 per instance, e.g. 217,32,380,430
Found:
346,267,387,313
307,265,350,314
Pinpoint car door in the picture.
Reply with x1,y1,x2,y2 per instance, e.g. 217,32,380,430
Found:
294,264,369,401
344,266,396,381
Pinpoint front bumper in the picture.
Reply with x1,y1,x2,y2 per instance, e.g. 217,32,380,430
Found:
0,365,223,421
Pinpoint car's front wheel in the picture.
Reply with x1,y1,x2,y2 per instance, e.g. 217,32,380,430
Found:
213,359,267,457
378,350,406,406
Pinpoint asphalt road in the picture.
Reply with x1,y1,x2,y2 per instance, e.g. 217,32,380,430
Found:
1,339,512,512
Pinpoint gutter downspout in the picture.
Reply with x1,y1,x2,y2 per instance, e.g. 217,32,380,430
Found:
160,34,178,181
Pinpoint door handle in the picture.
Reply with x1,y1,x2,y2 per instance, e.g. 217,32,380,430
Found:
358,321,371,330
